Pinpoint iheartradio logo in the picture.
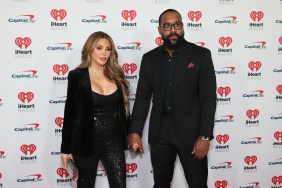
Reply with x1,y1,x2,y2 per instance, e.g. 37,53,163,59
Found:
279,36,282,45
274,131,282,141
50,9,67,21
121,10,137,21
250,11,264,22
53,64,69,76
57,168,69,178
277,85,282,95
246,109,259,119
18,92,34,103
21,144,36,155
219,37,232,47
15,37,31,49
126,163,137,173
244,155,257,165
122,63,137,74
214,180,228,188
55,117,64,128
187,11,202,22
217,86,231,97
272,176,282,185
155,37,163,46
248,61,262,72
216,134,229,144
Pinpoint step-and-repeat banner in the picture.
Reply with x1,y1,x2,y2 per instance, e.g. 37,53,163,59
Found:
0,0,281,187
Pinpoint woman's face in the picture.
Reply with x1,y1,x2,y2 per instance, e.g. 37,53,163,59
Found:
90,38,112,66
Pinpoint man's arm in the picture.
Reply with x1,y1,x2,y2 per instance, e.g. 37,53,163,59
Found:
198,49,217,139
128,55,152,151
192,49,217,159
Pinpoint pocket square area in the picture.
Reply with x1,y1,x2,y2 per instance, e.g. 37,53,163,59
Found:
187,62,195,68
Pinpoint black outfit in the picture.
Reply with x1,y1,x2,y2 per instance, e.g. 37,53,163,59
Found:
61,68,128,188
163,50,178,113
74,90,126,188
129,39,216,188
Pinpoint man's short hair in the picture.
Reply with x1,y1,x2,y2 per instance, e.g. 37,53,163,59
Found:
158,9,182,25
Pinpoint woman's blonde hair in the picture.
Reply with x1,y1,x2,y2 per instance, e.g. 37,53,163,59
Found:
78,31,130,117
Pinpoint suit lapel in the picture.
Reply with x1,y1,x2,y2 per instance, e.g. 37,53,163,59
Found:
155,47,165,99
173,41,194,92
80,68,92,105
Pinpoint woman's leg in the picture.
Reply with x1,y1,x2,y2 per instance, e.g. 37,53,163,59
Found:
73,154,100,188
100,142,126,188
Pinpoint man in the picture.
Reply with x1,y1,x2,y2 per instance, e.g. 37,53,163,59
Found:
128,9,217,188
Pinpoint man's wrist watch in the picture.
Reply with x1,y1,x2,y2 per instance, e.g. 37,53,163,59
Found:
200,136,210,141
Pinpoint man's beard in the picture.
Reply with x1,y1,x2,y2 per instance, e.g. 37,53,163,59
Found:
161,32,184,50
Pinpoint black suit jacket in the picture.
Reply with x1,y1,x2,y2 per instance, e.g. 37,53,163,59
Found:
129,39,217,149
61,68,128,157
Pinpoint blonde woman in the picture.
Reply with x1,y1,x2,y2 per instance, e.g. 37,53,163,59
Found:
61,31,129,188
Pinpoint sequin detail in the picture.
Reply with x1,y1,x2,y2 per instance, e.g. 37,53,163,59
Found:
74,89,126,188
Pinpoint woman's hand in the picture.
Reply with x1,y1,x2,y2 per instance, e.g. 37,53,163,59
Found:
61,153,73,168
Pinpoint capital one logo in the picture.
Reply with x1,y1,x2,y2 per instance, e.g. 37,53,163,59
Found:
214,180,228,188
246,109,259,119
122,63,137,74
155,37,163,46
277,85,282,95
0,151,5,156
195,42,205,47
25,174,42,179
15,37,31,49
217,86,231,97
126,163,137,173
53,64,69,76
57,168,69,178
279,36,282,45
250,11,264,22
272,176,282,185
216,134,229,144
121,10,136,21
248,61,262,72
0,172,2,179
21,144,36,155
274,131,282,141
50,9,67,21
219,37,232,47
57,42,72,48
187,11,202,22
18,92,34,103
244,155,257,165
55,117,64,128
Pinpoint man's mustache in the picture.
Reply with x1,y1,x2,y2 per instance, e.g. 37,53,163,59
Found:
167,33,180,38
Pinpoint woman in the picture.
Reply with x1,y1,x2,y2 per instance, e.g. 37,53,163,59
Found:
60,31,129,188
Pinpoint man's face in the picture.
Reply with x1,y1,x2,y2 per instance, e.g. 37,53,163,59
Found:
158,11,184,50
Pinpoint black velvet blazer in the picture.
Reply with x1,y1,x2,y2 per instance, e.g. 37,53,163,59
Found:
60,68,128,157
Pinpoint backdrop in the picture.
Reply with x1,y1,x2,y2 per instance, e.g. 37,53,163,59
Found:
0,0,282,187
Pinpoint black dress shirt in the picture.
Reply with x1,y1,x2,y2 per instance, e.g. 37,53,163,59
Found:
162,48,179,113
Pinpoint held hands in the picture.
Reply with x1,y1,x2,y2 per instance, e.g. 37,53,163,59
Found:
128,133,144,152
61,153,73,168
191,137,210,160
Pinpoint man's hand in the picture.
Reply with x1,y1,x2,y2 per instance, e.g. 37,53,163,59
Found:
191,137,210,160
128,133,144,152
61,153,73,168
